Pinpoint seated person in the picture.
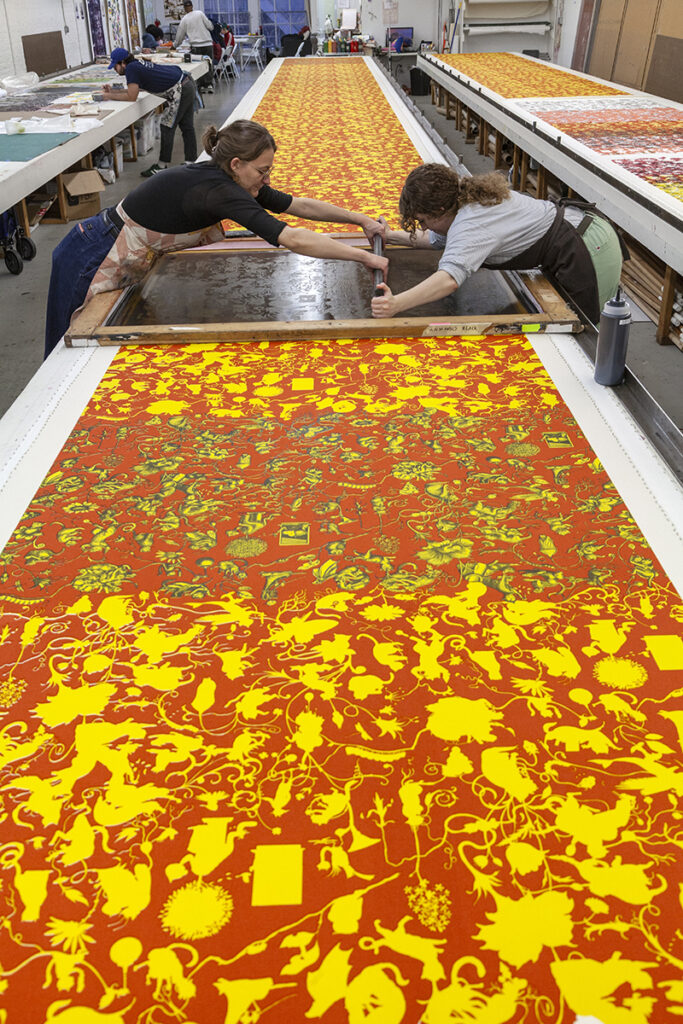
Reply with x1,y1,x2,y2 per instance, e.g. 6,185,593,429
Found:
141,24,163,50
297,25,313,56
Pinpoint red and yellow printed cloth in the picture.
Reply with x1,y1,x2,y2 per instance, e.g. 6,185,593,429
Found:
226,59,422,233
1,334,682,1023
434,52,627,99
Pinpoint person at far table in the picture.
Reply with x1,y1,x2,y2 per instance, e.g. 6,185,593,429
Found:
174,0,214,91
141,24,163,50
103,47,197,177
222,25,235,50
371,163,623,324
44,119,388,359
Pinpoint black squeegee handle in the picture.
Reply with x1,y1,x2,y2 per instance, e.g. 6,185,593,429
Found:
373,233,385,296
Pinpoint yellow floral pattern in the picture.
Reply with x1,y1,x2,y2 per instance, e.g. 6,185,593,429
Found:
1,335,682,1023
250,58,422,231
434,52,627,99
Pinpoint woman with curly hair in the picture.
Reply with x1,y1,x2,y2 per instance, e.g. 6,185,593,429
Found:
371,163,622,323
45,119,387,357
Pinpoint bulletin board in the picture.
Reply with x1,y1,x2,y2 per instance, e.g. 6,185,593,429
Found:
21,31,68,77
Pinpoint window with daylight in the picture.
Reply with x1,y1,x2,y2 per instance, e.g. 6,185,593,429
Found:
203,0,250,36
260,0,309,49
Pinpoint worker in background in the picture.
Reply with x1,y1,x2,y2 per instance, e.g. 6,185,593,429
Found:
296,26,313,56
141,24,163,50
223,25,235,50
102,48,197,178
45,119,387,358
174,0,214,91
371,164,623,323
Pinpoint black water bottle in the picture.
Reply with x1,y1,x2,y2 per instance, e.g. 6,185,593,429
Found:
594,287,631,386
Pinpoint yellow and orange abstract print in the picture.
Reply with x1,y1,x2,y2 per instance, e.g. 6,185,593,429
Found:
234,59,421,232
1,335,683,1023
436,53,627,100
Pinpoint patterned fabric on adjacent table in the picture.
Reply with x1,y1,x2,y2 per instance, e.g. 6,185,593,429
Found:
433,52,628,99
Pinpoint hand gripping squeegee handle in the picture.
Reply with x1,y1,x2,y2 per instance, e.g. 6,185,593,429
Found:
373,234,384,297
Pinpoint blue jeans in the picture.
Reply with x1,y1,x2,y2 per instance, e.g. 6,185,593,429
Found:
44,208,120,359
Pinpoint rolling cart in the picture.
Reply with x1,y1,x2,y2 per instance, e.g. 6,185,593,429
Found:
0,207,37,275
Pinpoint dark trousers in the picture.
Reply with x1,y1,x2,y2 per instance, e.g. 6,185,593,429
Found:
190,44,214,88
44,208,119,359
159,77,197,164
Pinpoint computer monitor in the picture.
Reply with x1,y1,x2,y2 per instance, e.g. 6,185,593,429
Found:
386,27,413,50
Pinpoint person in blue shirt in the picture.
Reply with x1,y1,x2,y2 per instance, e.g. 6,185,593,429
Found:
141,24,163,50
102,47,197,177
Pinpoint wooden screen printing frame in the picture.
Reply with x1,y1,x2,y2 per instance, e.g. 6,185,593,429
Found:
66,238,582,347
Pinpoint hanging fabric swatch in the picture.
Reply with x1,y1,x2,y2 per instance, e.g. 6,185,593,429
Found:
87,0,108,56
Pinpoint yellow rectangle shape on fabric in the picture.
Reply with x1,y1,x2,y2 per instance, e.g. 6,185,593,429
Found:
292,378,314,391
252,844,303,906
644,635,683,670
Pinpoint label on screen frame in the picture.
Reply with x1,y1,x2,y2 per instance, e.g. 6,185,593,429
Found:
423,322,491,337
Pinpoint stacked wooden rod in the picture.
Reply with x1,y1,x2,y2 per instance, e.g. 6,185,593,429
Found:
428,80,681,347
620,250,682,349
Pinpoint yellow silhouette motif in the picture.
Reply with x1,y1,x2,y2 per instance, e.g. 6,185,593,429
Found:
481,748,536,802
171,818,256,879
160,881,233,939
575,857,664,905
345,964,408,1024
360,917,447,983
551,952,655,1024
140,946,197,1002
305,944,352,1018
476,891,574,967
97,864,151,919
426,696,504,744
553,793,633,857
15,867,50,921
328,891,364,934
34,681,116,728
423,961,526,1024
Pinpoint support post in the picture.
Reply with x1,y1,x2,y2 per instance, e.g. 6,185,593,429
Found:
656,266,676,345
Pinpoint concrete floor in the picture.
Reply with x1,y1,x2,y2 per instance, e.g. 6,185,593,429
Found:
1,58,681,433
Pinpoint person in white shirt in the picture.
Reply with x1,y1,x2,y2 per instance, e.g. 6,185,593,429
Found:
371,163,623,324
174,0,214,90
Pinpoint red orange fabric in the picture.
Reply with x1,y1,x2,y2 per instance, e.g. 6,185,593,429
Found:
227,59,422,233
1,335,682,1023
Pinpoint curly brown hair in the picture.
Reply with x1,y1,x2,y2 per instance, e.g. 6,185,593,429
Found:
202,119,277,175
399,164,511,234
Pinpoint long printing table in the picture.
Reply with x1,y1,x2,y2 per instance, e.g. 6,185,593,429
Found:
0,56,207,231
418,51,683,345
0,55,682,1024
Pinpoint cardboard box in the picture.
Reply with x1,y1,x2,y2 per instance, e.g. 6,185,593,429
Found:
27,194,58,227
62,169,106,221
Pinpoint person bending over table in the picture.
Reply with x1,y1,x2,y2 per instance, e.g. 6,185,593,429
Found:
45,119,387,358
141,24,163,50
371,164,623,324
102,47,197,177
